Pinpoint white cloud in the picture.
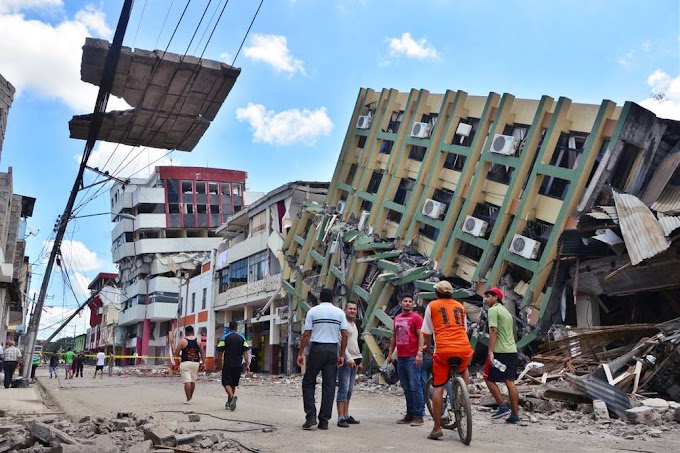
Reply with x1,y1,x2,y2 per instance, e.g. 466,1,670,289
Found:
236,103,333,146
387,32,440,61
243,34,306,76
0,6,127,112
219,51,233,65
80,142,176,179
639,70,680,120
618,50,635,68
38,305,90,340
44,239,106,273
0,0,62,13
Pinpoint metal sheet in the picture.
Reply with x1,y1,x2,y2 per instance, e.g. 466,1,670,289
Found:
586,205,619,223
651,184,680,214
592,229,624,246
566,373,631,419
658,214,680,237
613,192,670,265
642,152,680,206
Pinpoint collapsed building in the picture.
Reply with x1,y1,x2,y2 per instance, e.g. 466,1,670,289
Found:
280,88,680,387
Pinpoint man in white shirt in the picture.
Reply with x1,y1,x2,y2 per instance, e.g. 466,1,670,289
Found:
94,351,106,379
336,301,362,428
297,288,348,430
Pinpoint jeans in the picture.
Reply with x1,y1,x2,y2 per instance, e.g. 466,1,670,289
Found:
397,356,424,417
336,361,358,403
3,361,17,388
302,343,339,423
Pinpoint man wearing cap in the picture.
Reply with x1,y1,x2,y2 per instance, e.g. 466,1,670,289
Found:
387,294,425,427
483,287,520,423
421,280,474,440
297,288,348,430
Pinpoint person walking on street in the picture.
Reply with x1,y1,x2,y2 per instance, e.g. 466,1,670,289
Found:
30,351,41,383
298,288,348,431
49,353,59,379
75,352,85,377
174,325,205,404
64,348,75,379
421,281,474,440
107,350,115,377
336,301,362,428
216,321,250,411
94,351,106,379
387,294,425,426
2,340,22,388
483,287,521,424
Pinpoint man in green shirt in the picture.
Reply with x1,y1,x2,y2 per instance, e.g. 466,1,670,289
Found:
483,287,520,424
64,348,76,379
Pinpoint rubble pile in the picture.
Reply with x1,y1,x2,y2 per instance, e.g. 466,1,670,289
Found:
0,412,251,452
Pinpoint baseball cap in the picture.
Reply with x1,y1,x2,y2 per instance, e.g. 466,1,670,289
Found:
433,280,454,294
485,287,503,301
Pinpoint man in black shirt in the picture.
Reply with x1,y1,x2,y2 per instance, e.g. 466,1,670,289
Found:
216,321,250,411
174,325,205,404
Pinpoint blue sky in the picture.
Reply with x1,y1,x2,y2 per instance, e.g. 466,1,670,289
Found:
0,0,678,339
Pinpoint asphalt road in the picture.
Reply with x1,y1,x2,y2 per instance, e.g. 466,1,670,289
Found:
35,366,680,453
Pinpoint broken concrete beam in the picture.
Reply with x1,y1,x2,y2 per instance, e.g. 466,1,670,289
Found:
27,420,81,446
128,440,153,453
625,406,660,425
78,416,91,424
176,432,203,445
143,425,176,447
640,398,670,410
593,400,610,419
0,425,21,435
199,438,214,449
187,414,201,422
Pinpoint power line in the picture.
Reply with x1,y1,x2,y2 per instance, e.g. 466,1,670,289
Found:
154,0,176,49
229,0,264,66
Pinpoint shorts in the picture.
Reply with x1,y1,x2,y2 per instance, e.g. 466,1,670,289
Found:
483,352,518,383
432,349,473,387
65,364,73,372
336,358,360,402
179,361,200,383
96,365,104,371
221,365,243,388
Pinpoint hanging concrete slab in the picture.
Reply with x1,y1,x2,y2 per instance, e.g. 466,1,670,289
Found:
613,192,670,265
69,38,240,151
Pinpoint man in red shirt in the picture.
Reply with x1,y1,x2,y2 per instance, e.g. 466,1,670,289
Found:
421,280,474,440
387,294,425,426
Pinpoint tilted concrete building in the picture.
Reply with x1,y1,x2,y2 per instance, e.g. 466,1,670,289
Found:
111,166,247,364
281,88,680,367
84,273,123,355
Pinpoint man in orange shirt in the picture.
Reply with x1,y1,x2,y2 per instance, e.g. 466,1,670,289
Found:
421,280,474,441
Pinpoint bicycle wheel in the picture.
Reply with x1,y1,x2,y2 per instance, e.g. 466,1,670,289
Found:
425,376,434,418
426,376,456,429
451,376,472,445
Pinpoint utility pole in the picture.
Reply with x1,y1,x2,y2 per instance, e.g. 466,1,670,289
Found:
21,0,135,381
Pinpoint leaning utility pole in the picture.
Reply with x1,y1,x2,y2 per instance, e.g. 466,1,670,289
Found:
21,0,135,381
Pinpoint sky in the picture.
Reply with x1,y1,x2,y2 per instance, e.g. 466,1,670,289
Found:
0,0,678,340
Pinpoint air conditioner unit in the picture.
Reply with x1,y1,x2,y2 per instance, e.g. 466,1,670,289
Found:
490,134,520,156
336,200,346,214
422,198,446,219
329,239,339,254
356,115,372,129
509,234,541,260
462,215,488,237
410,122,430,138
358,210,370,232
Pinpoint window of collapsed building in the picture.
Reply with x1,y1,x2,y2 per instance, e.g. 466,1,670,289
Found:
219,268,229,293
138,230,160,240
610,143,643,191
233,183,244,213
366,170,384,194
452,117,480,147
538,175,570,200
518,220,553,260
458,241,484,263
387,110,404,134
432,188,453,215
486,162,514,185
197,204,208,227
360,199,373,212
181,181,193,202
210,204,220,226
422,113,438,134
221,183,233,217
345,163,358,185
380,139,394,155
599,288,680,326
250,210,266,236
550,133,588,169
501,123,530,157
248,251,268,282
228,258,248,289
166,229,183,238
137,203,164,214
418,222,439,241
394,177,416,205
357,135,367,149
191,292,196,312
408,144,427,162
443,151,466,171
166,179,180,203
585,139,610,188
471,201,500,233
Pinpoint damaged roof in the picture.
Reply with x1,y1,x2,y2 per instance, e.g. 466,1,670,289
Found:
69,38,241,151
613,192,670,265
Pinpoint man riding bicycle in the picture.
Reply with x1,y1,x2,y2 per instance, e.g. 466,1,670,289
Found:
421,280,474,441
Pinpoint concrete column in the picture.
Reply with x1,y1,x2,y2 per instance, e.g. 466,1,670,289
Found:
141,318,150,364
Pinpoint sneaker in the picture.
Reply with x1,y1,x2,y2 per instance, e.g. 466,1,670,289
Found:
337,419,349,428
318,421,329,430
302,419,317,430
225,399,231,410
410,416,425,426
397,414,414,424
229,396,238,411
506,413,521,424
345,416,360,425
491,405,511,419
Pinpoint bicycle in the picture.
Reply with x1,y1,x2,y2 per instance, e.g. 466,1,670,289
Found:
424,357,472,445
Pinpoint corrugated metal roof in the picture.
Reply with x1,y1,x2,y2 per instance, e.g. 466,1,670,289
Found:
586,205,619,223
613,192,670,265
566,374,631,419
658,214,680,237
651,184,680,214
642,152,680,206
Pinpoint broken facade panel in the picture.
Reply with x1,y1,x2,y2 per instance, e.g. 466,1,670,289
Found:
281,87,680,371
